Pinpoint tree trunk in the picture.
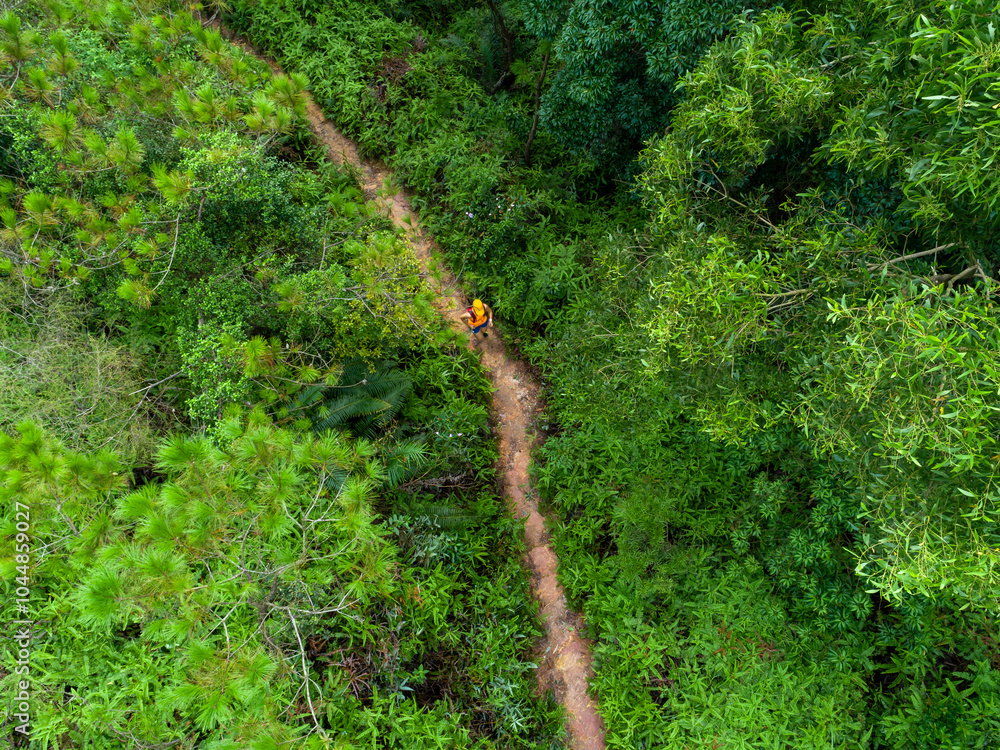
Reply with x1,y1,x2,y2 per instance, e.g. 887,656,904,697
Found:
483,0,515,72
524,51,550,167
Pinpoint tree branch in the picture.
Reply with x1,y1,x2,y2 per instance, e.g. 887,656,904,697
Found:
524,50,550,166
483,0,514,72
288,609,332,744
867,243,957,271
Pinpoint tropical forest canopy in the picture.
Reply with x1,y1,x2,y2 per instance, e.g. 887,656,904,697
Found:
2,0,1000,748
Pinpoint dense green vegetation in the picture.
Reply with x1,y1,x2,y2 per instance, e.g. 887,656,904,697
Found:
0,1,560,746
224,0,1000,747
4,0,1000,747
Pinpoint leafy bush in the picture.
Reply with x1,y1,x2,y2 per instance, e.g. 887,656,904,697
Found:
0,279,159,461
590,554,870,749
0,3,563,746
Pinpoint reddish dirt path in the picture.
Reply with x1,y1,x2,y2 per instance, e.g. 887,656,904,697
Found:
214,22,606,749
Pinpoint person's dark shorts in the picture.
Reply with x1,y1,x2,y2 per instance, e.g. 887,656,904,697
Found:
471,321,488,334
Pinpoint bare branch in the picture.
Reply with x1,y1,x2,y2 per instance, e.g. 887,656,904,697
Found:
287,609,332,744
150,213,182,293
867,243,957,271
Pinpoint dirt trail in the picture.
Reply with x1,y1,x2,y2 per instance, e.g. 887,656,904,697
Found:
214,22,606,749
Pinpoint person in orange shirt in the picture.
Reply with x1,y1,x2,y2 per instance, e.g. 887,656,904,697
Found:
460,298,493,348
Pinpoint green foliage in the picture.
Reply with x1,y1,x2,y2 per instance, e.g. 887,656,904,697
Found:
230,0,1000,743
823,0,1000,245
290,358,414,439
638,0,1000,606
177,319,254,423
13,0,1000,744
0,404,559,747
228,0,486,158
521,0,772,172
275,230,440,361
178,132,322,249
0,3,562,745
0,413,388,744
545,0,1000,742
400,342,495,480
643,9,833,211
0,278,160,461
0,0,441,426
590,554,870,749
226,0,623,334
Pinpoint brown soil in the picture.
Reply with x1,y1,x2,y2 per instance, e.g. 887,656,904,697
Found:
214,22,607,749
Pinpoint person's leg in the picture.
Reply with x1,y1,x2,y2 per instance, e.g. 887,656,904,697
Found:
470,323,486,347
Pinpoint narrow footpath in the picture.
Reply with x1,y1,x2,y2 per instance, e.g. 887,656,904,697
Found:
214,22,606,749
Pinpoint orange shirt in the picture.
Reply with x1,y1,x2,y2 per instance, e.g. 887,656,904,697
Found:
466,302,493,328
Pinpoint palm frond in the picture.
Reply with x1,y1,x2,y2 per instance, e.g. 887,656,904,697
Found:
285,383,325,415
382,440,427,489
314,395,390,431
288,358,413,437
409,503,482,530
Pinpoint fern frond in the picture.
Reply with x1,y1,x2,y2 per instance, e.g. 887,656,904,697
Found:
382,440,427,489
357,367,409,401
315,396,387,430
410,504,482,530
284,358,412,437
336,357,369,387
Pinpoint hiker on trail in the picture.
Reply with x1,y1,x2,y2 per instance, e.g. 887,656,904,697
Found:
461,298,493,348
